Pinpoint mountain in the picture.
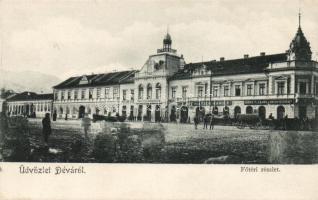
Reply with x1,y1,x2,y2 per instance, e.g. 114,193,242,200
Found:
0,69,61,93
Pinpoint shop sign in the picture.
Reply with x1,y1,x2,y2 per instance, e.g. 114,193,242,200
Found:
244,99,294,105
189,101,232,106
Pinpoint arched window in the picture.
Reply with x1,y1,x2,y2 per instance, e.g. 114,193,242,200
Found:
246,106,253,114
147,84,152,99
138,84,144,99
156,83,161,99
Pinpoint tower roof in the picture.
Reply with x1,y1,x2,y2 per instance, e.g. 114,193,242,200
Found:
163,33,172,45
287,12,312,61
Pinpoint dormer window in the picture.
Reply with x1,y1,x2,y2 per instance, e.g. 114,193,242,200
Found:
79,76,89,85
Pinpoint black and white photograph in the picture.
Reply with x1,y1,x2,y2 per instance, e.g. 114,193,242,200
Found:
0,0,318,166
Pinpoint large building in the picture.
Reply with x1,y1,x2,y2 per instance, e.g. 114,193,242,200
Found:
6,92,53,118
50,18,318,122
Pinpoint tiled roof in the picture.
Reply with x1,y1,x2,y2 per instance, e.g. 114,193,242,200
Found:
170,53,287,80
7,92,53,102
53,70,136,89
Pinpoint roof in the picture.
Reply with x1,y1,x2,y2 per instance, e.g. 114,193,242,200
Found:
53,70,136,89
7,92,53,102
170,53,287,80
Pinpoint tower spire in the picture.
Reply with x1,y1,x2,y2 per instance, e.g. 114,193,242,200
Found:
298,8,301,27
298,0,302,28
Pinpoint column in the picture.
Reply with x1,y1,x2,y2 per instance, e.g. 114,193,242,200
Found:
268,76,273,95
290,74,295,94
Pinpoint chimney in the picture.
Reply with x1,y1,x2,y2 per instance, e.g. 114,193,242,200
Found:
244,54,249,59
260,52,266,56
220,57,225,61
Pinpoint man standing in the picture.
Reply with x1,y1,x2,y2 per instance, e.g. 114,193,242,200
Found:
203,114,209,129
210,114,215,130
81,113,91,138
42,113,52,146
194,116,199,130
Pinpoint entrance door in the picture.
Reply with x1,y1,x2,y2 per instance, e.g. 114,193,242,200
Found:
258,106,266,120
299,106,307,119
155,105,161,122
146,105,151,121
170,106,177,122
79,105,85,118
277,106,285,120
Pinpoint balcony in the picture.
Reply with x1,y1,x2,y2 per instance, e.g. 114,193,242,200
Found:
157,48,177,54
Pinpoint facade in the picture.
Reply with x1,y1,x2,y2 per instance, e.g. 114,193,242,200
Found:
52,21,318,122
6,92,53,118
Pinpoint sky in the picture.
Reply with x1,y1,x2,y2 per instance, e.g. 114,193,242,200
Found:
0,0,318,80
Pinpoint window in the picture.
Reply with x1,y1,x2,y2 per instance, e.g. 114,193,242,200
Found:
315,83,318,95
213,86,218,97
235,85,241,96
182,86,187,99
96,88,101,99
197,86,203,97
131,89,134,101
172,87,177,99
67,90,71,100
247,84,253,96
224,86,229,97
138,85,144,99
156,83,161,99
259,83,265,96
105,88,110,99
123,90,127,100
74,90,78,100
113,88,119,99
147,84,152,99
89,88,93,99
61,91,65,100
54,92,58,100
299,82,307,94
277,82,285,95
81,89,86,99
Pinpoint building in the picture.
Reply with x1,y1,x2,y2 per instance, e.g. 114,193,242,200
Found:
51,17,317,121
6,92,53,118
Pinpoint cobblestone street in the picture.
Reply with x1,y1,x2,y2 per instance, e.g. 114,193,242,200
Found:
24,119,318,163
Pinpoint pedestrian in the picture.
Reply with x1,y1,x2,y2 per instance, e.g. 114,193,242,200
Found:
194,116,199,130
210,114,214,130
283,114,288,130
269,113,274,120
203,114,209,129
42,113,52,146
81,113,91,138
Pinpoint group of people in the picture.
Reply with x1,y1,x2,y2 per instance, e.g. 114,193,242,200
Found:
41,113,92,146
193,114,215,130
